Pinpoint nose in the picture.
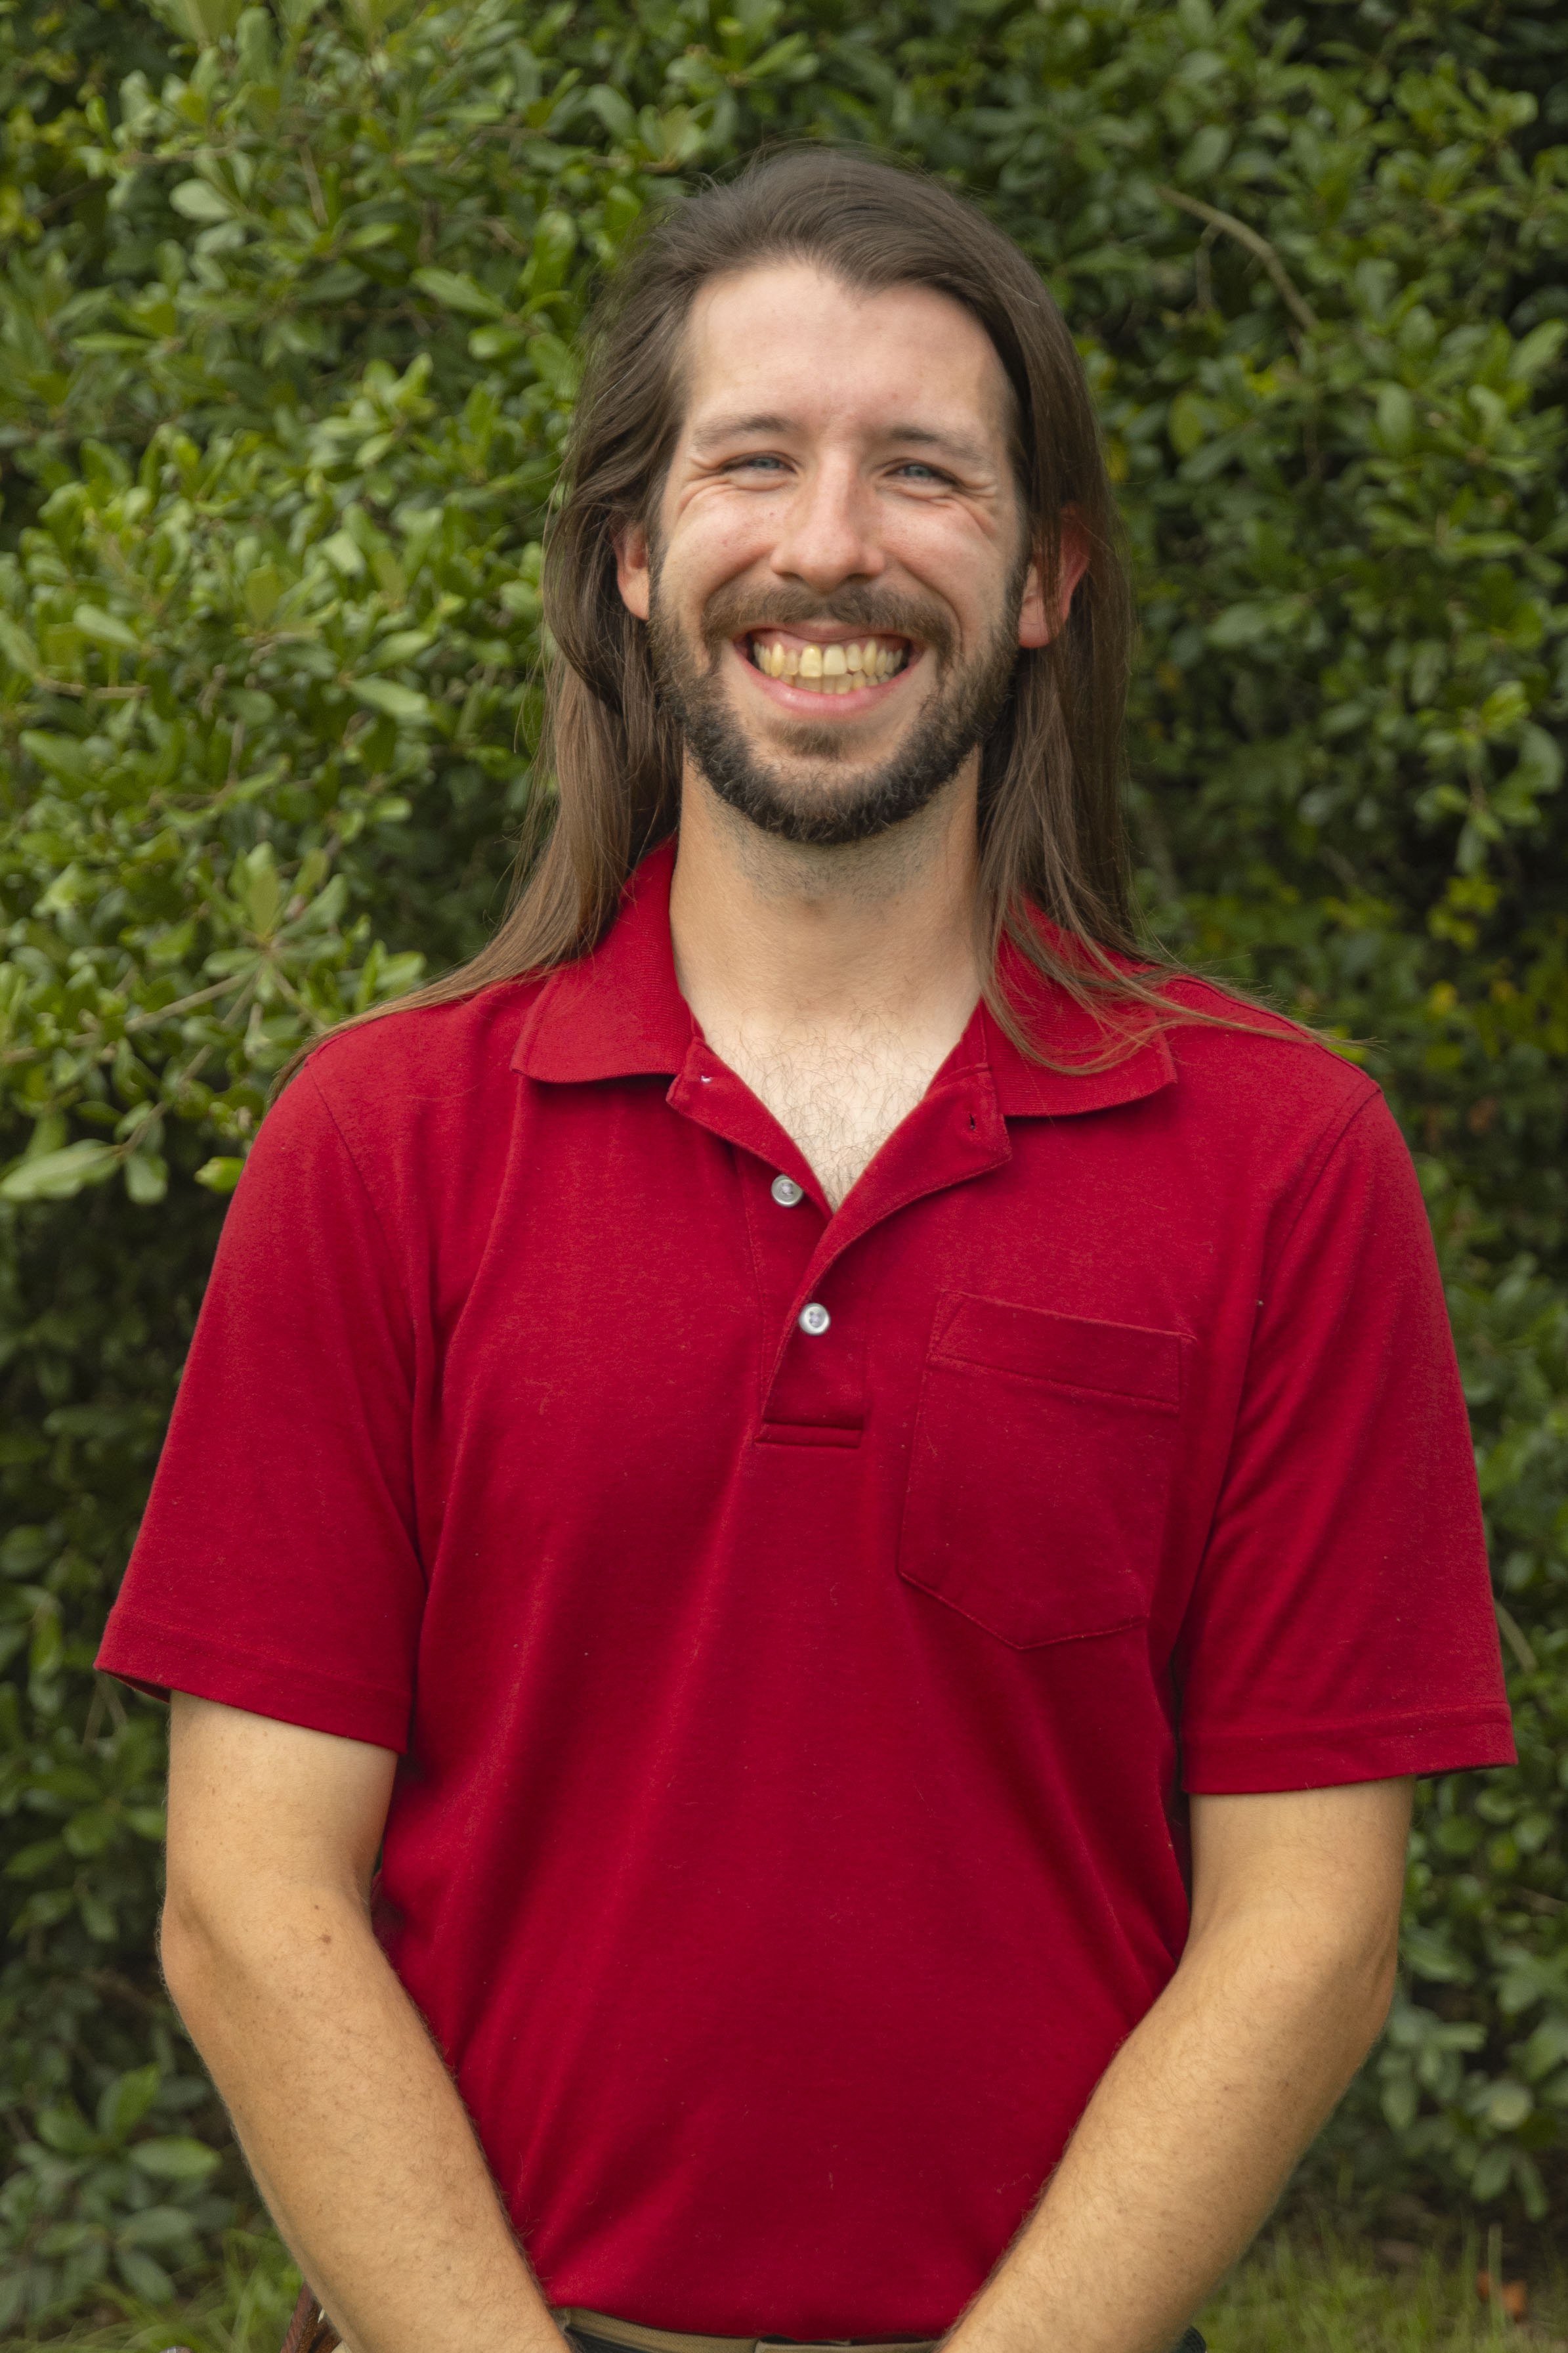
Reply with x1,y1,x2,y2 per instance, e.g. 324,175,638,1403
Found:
767,454,885,595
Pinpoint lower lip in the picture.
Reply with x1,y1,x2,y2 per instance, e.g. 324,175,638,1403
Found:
731,641,920,714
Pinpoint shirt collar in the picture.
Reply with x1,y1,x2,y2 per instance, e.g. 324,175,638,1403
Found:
511,834,1175,1119
977,930,1176,1117
511,838,691,1082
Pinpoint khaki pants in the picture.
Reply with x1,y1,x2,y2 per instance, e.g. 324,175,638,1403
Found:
560,2306,1207,2353
280,2291,1206,2352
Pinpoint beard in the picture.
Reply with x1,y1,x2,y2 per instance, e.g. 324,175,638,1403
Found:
646,569,1025,849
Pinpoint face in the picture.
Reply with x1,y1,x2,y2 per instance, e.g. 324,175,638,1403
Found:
615,262,1086,849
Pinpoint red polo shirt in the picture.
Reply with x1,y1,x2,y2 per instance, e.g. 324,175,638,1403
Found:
100,840,1512,2338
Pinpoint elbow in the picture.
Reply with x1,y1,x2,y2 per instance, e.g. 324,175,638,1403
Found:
1224,1900,1404,2072
1362,1917,1401,2042
159,1835,266,2039
159,1861,226,2034
1311,1907,1403,2072
1349,1889,1403,2018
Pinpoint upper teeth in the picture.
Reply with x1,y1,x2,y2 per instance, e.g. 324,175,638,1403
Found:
752,637,905,689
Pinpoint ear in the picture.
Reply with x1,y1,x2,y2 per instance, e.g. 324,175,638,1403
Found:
1016,511,1092,650
615,518,652,622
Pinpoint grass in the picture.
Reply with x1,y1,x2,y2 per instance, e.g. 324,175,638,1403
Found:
1200,2225,1568,2352
6,2226,1568,2352
2,2233,302,2353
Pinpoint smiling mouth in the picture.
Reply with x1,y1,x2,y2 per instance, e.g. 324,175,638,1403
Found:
744,632,913,693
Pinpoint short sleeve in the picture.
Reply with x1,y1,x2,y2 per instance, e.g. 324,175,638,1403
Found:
1176,1090,1515,1791
96,1062,423,1750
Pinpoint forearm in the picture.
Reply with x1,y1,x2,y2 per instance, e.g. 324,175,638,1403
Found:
946,1907,1396,2353
161,1881,559,2353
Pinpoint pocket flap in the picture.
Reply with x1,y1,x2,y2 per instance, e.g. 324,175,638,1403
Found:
930,1293,1182,1409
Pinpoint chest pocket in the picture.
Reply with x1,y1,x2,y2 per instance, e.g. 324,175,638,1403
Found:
897,1293,1184,1649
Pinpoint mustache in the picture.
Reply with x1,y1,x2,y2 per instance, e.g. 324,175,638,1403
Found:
698,580,956,664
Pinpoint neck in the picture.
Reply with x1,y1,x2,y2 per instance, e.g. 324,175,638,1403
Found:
667,756,985,1052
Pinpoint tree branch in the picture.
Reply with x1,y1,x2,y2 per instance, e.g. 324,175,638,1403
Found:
1155,186,1321,335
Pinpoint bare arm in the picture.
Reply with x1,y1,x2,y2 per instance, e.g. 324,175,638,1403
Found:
163,1693,562,2353
945,1779,1413,2353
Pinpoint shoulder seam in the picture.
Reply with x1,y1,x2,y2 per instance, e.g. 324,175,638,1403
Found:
301,1062,417,1346
1260,1086,1386,1290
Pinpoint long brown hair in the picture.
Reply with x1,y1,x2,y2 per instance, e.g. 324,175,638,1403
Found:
343,148,1197,1064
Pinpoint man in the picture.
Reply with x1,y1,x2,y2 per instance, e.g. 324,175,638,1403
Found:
99,150,1513,2353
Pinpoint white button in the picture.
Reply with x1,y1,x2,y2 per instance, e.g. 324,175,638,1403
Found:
771,1174,804,1207
798,1301,830,1336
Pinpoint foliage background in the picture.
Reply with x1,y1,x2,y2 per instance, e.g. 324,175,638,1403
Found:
1,0,1565,2327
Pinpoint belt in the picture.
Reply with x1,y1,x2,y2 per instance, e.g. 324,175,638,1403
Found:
558,2312,935,2353
283,2291,1200,2353
559,2312,1204,2353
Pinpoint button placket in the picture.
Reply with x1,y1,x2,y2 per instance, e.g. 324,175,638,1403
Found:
734,1152,830,1425
758,1074,1013,1441
666,1037,1012,1447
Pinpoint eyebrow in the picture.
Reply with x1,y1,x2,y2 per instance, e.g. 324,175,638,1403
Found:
688,412,994,470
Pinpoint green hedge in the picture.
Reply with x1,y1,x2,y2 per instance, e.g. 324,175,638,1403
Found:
2,0,1566,2327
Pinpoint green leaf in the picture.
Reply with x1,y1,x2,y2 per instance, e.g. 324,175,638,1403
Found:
585,84,636,142
1479,681,1529,734
5,1837,66,1880
1206,604,1275,650
35,2097,97,2155
1380,2073,1419,2132
194,1157,245,1195
1507,319,1566,381
244,565,284,624
0,616,41,674
234,842,282,934
186,0,243,38
526,332,579,400
72,603,140,651
1176,123,1230,184
1375,383,1415,456
98,2063,161,2143
116,2245,175,2302
80,1890,119,1941
469,325,528,362
1477,2077,1533,2130
0,1142,119,1202
351,678,433,725
1168,392,1210,458
20,729,95,784
117,2201,201,2248
412,267,507,320
1509,723,1563,798
125,1153,169,1206
129,2136,222,2182
371,630,435,665
1401,1926,1477,1983
527,209,578,297
1517,2016,1568,2081
63,1806,117,1859
170,178,235,222
39,2220,104,2256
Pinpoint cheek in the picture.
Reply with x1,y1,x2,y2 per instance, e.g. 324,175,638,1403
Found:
886,519,1008,632
668,494,779,592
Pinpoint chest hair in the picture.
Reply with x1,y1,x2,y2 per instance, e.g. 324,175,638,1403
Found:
717,1020,946,1209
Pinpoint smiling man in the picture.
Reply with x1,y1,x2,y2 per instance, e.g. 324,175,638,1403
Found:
98,151,1512,2353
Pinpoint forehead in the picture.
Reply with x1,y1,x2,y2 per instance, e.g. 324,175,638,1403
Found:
678,261,1013,458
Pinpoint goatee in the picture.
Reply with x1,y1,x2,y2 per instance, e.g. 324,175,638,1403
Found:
646,574,1023,848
